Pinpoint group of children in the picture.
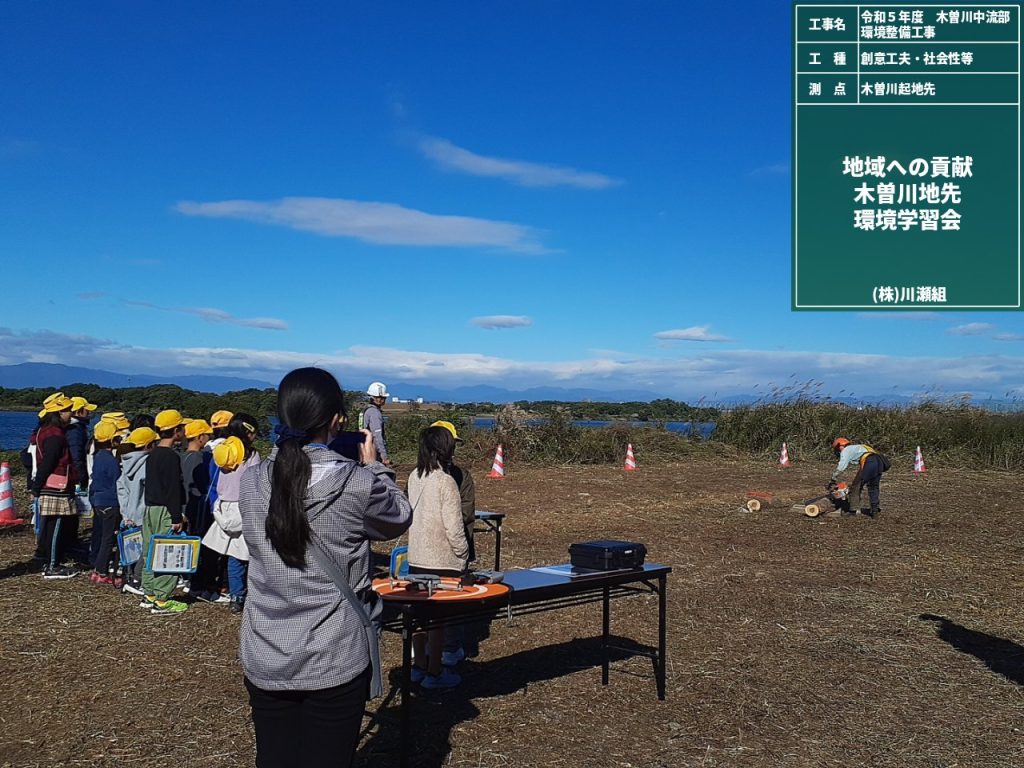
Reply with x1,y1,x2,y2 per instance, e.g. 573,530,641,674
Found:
24,382,486,687
25,393,260,615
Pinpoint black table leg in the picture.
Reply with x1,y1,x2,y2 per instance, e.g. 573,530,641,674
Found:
493,523,502,571
400,612,413,768
602,585,610,686
657,574,666,700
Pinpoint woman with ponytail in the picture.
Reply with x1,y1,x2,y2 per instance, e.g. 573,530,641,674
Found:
239,368,412,768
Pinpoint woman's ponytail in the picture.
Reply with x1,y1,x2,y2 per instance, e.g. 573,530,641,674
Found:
266,437,312,568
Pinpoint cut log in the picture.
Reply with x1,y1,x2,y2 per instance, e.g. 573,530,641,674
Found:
804,503,822,517
745,499,762,512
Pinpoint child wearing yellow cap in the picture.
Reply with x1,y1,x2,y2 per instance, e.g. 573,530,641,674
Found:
88,421,122,586
32,394,79,578
116,427,159,595
203,435,260,613
139,410,189,615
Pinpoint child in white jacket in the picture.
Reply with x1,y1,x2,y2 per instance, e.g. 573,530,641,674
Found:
203,436,260,613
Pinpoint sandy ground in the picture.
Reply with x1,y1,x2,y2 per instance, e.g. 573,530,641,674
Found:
0,457,1022,767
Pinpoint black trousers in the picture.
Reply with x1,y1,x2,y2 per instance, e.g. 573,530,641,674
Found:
245,666,370,768
40,515,71,568
849,454,883,510
91,507,121,574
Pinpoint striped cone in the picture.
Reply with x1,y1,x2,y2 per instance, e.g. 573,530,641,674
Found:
0,462,24,528
779,442,791,467
624,444,638,471
913,446,927,474
488,444,505,479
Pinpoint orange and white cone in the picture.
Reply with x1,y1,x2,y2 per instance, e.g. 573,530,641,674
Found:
488,444,505,478
624,443,637,471
779,442,791,467
0,462,23,528
913,446,927,474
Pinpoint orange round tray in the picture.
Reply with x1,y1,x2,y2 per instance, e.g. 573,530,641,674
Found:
373,576,510,602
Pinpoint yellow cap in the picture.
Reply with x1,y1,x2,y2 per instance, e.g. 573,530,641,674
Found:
430,420,463,443
212,436,245,470
94,421,118,443
125,427,160,448
70,397,98,413
101,412,131,431
154,410,187,431
39,394,74,417
210,410,234,430
185,419,214,439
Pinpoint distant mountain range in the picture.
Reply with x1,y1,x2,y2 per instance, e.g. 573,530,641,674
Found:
0,363,1017,409
0,363,272,394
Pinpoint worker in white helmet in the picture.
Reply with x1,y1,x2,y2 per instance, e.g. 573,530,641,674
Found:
361,382,391,465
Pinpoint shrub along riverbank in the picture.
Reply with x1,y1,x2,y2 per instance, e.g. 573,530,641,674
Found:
4,383,1022,470
379,401,1024,471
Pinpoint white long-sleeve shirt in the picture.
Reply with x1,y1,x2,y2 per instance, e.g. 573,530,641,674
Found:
832,444,872,481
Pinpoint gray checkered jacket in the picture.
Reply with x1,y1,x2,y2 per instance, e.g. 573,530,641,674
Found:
239,445,412,691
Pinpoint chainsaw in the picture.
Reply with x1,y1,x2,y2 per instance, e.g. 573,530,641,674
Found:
793,482,850,517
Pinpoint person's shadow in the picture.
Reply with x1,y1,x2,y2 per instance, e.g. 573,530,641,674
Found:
920,613,1024,686
356,634,653,768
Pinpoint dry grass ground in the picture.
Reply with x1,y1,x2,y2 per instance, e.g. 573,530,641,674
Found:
0,457,1022,767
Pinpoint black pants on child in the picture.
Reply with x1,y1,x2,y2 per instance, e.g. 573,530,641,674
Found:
245,667,370,768
91,507,121,574
39,515,73,568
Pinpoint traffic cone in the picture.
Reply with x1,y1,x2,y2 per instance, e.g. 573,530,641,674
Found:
624,443,638,471
0,462,24,529
913,446,927,474
779,442,791,467
488,444,505,478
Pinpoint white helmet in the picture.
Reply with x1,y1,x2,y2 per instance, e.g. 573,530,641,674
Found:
367,381,389,398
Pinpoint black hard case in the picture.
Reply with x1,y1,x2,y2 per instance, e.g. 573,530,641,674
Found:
568,540,647,570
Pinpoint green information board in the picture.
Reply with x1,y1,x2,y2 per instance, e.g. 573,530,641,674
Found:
793,4,1022,309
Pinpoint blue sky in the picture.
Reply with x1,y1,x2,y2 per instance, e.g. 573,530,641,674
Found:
2,1,1023,401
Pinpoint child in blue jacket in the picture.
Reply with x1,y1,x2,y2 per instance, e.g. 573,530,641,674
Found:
89,421,122,585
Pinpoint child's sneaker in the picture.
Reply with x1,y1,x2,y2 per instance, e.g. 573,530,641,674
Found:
43,565,79,580
139,595,157,609
410,666,427,684
421,669,461,689
122,581,145,596
229,598,245,615
194,590,231,604
441,647,465,667
151,599,188,615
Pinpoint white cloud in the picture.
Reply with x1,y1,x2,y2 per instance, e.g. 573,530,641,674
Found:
177,197,549,254
993,333,1024,342
124,301,288,331
77,292,105,301
750,162,790,177
470,315,533,330
654,326,733,343
417,136,622,190
7,328,1024,400
947,322,995,336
